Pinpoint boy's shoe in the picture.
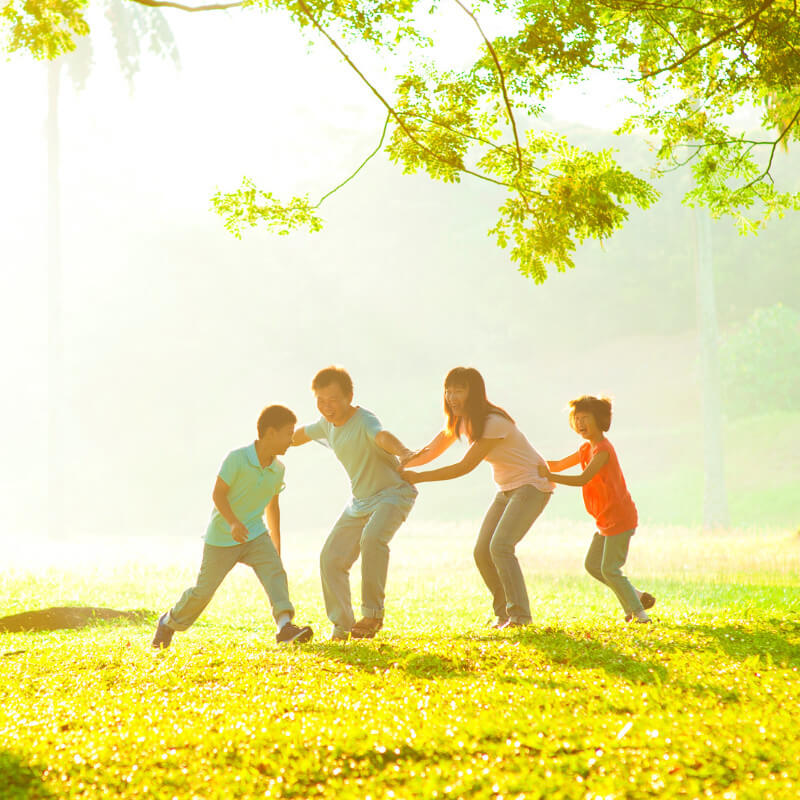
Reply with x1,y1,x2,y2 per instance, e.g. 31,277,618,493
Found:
499,619,529,630
276,623,314,644
640,592,656,610
330,628,350,642
151,614,174,650
350,617,383,639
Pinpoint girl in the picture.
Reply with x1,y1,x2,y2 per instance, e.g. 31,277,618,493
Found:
538,395,654,623
401,367,553,628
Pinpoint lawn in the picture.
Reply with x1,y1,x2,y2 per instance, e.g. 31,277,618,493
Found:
2,523,799,799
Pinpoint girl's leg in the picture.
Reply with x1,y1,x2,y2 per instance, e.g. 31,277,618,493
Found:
489,485,550,623
474,493,510,621
600,531,644,615
584,533,607,585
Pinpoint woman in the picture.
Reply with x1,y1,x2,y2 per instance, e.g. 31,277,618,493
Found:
401,367,554,628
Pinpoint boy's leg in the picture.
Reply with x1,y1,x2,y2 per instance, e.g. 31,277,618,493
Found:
489,485,550,624
166,544,241,631
240,534,295,623
320,510,368,636
600,531,644,615
359,501,410,621
474,492,511,621
584,533,607,585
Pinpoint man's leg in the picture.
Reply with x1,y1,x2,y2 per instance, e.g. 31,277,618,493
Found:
474,493,510,622
240,534,295,623
489,485,550,624
600,531,644,615
359,501,410,622
320,510,367,637
166,543,241,631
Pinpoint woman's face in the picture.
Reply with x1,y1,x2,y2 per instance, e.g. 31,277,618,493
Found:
445,383,469,416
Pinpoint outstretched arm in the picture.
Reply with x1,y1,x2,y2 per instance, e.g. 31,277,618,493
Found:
375,430,415,464
401,437,500,484
546,451,581,472
539,450,609,487
402,430,456,467
292,427,312,446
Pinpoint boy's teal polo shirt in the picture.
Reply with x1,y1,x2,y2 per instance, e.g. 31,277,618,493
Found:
205,443,285,547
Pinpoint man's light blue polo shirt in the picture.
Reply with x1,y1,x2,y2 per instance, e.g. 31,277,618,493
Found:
305,407,416,516
205,443,285,547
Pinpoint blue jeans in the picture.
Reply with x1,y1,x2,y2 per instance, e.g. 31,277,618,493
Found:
474,484,551,623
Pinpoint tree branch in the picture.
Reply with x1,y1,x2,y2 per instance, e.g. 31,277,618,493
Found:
129,0,243,10
451,0,524,175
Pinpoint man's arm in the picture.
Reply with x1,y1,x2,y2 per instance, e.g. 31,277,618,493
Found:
538,450,609,486
547,451,581,472
375,430,415,464
212,476,249,543
401,437,501,484
266,494,280,555
402,430,456,467
292,427,312,446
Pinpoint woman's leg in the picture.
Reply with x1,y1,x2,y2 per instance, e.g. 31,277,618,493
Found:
489,485,550,623
474,493,510,621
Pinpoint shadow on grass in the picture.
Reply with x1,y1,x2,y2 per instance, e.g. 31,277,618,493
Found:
0,751,53,799
675,622,800,667
0,607,155,633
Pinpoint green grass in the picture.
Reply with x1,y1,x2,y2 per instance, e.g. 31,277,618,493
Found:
2,524,800,799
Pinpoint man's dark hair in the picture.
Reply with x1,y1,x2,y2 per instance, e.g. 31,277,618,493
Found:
257,405,297,438
311,365,354,397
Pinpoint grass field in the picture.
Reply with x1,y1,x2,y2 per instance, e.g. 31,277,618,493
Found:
2,522,799,799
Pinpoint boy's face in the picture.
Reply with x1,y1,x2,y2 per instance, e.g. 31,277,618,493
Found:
315,382,353,425
572,411,599,440
265,423,295,455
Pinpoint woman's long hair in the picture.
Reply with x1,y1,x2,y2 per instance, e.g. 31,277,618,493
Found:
444,367,513,442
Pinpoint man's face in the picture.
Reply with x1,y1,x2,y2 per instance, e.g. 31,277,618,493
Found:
315,382,353,425
267,423,296,455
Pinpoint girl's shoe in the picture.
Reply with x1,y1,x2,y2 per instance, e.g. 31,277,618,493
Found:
640,592,656,610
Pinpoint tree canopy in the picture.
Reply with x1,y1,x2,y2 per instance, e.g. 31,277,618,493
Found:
4,0,799,281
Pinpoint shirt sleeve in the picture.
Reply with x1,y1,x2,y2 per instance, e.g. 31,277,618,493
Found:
304,419,327,441
218,450,240,485
482,414,512,440
361,410,383,441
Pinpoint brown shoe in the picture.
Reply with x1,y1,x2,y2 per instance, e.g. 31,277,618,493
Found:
350,617,383,639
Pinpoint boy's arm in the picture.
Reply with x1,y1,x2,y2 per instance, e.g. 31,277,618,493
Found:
402,430,456,467
547,451,581,472
266,494,280,555
375,430,415,464
401,437,500,484
539,450,609,486
212,477,249,543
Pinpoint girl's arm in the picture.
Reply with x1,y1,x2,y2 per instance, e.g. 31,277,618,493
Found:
547,451,581,472
401,430,456,467
401,437,500,483
539,450,609,487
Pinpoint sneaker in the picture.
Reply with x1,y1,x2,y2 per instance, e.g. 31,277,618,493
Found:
350,617,383,639
330,628,350,642
640,592,656,610
151,614,174,650
498,619,529,630
276,622,314,644
487,617,509,629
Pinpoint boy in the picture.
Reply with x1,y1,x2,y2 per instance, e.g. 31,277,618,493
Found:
152,404,313,648
292,366,417,640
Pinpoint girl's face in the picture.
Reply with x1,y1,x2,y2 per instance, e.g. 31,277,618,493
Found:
445,383,469,416
572,411,600,440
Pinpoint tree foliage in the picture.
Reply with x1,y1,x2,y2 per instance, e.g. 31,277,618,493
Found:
4,0,800,281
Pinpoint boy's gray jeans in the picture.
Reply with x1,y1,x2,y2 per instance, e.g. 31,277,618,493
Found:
320,501,411,636
166,533,294,631
474,484,551,623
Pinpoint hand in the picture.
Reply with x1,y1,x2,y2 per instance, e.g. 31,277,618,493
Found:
231,521,249,543
537,463,551,479
398,448,417,467
399,469,420,485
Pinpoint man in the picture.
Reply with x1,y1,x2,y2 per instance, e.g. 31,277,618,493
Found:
293,366,417,640
152,404,313,649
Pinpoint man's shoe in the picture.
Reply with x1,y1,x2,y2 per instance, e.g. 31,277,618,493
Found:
151,614,174,650
330,628,350,642
350,617,383,639
640,592,656,610
276,623,314,644
487,617,509,629
499,619,529,630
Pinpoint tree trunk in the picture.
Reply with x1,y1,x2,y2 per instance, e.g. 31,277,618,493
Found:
47,59,63,537
693,208,729,529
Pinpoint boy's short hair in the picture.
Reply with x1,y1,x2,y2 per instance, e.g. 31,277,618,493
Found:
569,395,613,432
311,365,353,397
257,405,297,438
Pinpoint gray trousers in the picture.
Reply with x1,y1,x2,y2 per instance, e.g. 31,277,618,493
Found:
584,530,643,615
165,533,294,631
320,502,410,637
474,484,551,623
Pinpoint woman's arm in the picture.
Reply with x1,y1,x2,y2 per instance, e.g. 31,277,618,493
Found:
538,450,609,487
402,430,456,467
546,451,581,472
401,437,500,484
